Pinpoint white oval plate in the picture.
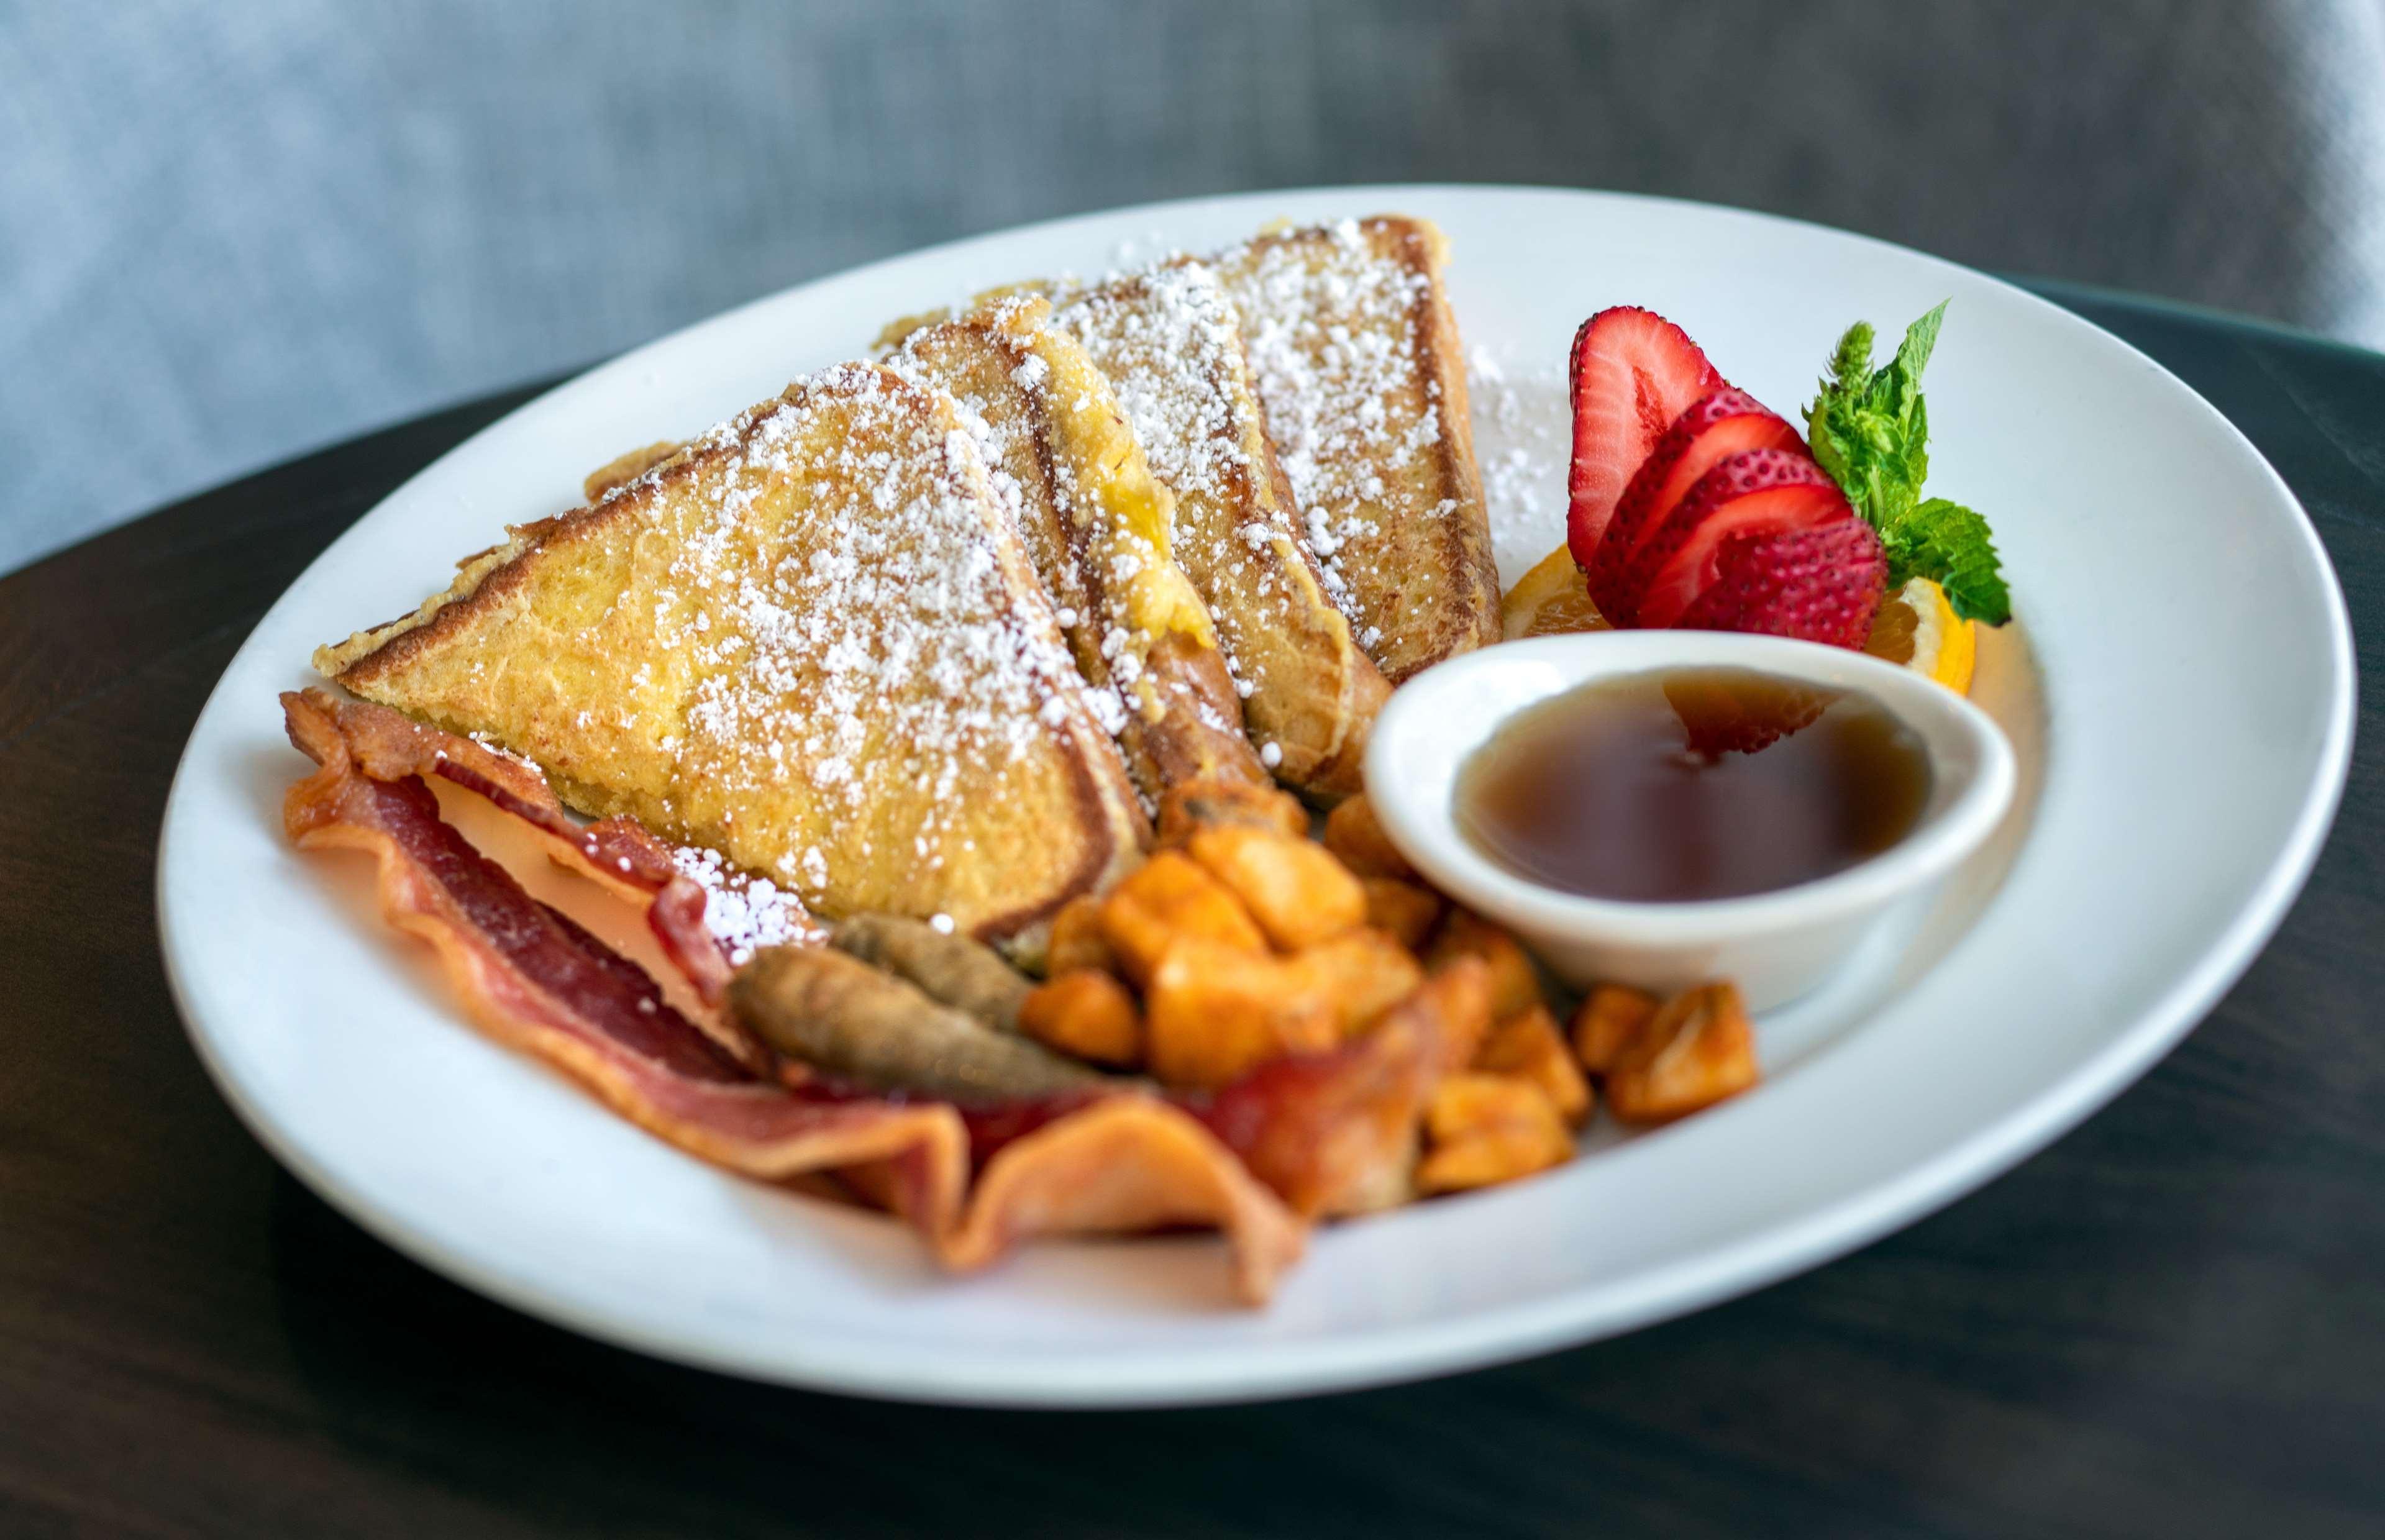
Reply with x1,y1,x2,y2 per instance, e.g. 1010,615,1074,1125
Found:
158,186,2353,1407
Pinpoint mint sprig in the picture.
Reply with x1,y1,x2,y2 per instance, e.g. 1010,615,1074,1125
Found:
1805,304,2010,625
1888,497,2008,627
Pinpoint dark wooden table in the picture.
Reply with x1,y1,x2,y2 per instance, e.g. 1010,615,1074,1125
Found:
2,284,2378,1538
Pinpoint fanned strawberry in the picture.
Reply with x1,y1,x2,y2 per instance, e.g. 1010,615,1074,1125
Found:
1566,308,1725,566
1587,386,1800,625
1623,450,1853,629
1676,518,1889,650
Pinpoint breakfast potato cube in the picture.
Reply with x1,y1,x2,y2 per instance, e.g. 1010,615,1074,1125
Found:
1187,826,1366,951
1605,982,1761,1125
1426,911,1543,1021
1154,777,1309,848
1321,793,1416,882
1098,850,1267,986
1044,895,1117,977
1416,1073,1576,1194
1570,983,1660,1073
1018,968,1143,1067
1144,938,1340,1088
1421,955,1497,1075
1361,877,1446,950
1476,1005,1594,1124
1283,927,1426,1039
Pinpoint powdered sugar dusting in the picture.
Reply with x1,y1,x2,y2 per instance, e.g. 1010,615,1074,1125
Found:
670,844,817,963
627,362,1102,914
1054,263,1312,697
1467,341,1571,588
1057,264,1257,501
883,304,1140,739
1213,218,1439,648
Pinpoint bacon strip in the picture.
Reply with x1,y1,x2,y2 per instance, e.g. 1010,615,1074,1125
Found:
291,690,752,1006
1198,960,1477,1218
285,692,969,1231
954,994,1449,1225
280,689,1317,1302
945,1097,1305,1303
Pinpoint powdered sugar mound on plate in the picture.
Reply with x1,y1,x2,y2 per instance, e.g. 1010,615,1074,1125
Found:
1467,341,1571,590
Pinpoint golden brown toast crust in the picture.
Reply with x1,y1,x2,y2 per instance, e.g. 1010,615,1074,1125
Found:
320,363,1144,948
1213,216,1500,683
581,440,686,504
1055,264,1389,800
887,301,1269,800
885,313,1086,622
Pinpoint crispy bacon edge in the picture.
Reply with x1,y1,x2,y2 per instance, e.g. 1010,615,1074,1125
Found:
279,688,1351,1303
296,688,749,1009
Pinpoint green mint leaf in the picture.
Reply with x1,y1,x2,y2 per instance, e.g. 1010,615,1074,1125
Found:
1826,321,1875,391
1805,302,2011,626
1888,498,2011,625
1804,324,1881,515
1889,302,1945,393
1805,312,1929,527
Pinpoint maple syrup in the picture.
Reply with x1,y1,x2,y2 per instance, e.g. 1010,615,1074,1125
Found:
1454,666,1932,903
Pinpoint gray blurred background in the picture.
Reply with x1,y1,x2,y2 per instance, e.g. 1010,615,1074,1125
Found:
5,0,2384,575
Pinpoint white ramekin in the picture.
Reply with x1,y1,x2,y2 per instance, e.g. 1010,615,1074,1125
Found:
1364,631,2017,1011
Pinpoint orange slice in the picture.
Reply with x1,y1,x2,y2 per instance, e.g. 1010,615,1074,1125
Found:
1502,545,1611,639
1864,577,1976,693
1503,546,1977,698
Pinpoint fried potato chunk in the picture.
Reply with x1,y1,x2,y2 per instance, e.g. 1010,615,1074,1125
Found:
1018,968,1144,1067
1283,927,1426,1039
1476,1005,1593,1124
1144,939,1339,1088
1187,826,1366,951
1098,850,1267,986
1362,877,1446,950
1421,955,1496,1075
1426,911,1543,1021
1321,793,1416,882
1569,983,1660,1073
1045,895,1117,977
1416,1074,1575,1194
1605,982,1761,1124
1154,777,1309,849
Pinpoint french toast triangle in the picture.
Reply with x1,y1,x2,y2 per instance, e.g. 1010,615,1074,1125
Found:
314,362,1146,948
883,297,1270,798
1211,216,1501,683
1054,260,1390,800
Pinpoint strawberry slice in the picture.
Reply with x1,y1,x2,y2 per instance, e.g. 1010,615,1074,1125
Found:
1566,308,1725,567
1587,386,1801,625
1677,518,1888,650
1623,450,1854,629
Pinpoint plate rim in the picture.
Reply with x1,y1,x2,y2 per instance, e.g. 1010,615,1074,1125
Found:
155,181,2359,1407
